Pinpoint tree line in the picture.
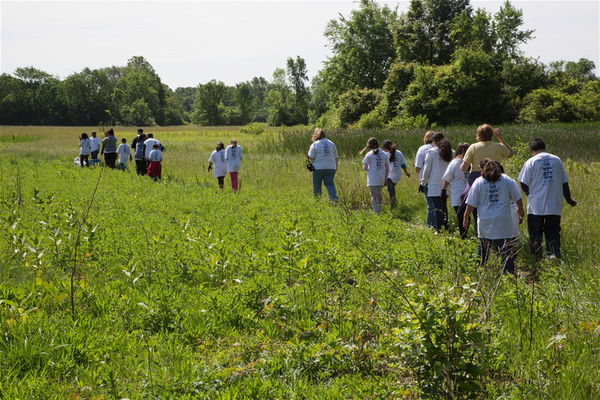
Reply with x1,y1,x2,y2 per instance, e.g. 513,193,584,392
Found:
1,0,598,127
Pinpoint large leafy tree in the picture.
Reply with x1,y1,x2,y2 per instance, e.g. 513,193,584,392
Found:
192,80,226,125
320,0,397,99
396,0,471,65
286,56,310,124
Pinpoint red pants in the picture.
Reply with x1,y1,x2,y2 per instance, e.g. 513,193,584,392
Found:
148,161,162,179
230,172,238,191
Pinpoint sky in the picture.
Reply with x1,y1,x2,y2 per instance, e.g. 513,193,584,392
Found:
1,0,598,89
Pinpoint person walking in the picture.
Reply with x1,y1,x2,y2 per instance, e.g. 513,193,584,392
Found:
421,133,452,231
79,133,91,167
362,137,389,214
143,133,160,170
518,137,577,259
464,160,524,273
101,128,118,168
442,142,470,238
415,130,436,225
90,131,100,162
208,142,227,189
147,144,163,181
134,134,147,175
307,128,339,201
225,139,243,192
382,140,410,208
117,138,132,171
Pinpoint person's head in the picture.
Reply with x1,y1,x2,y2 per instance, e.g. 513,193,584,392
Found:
432,132,445,144
311,127,325,142
147,133,153,138
216,142,225,151
91,131,96,137
231,139,238,146
528,137,546,153
423,130,435,144
481,160,503,182
436,138,453,162
105,128,114,136
476,124,494,142
454,142,470,159
382,140,396,161
81,133,89,140
121,138,127,143
137,128,144,135
367,137,379,149
153,144,159,149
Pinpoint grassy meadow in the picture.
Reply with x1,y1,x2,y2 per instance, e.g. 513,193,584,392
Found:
0,123,599,399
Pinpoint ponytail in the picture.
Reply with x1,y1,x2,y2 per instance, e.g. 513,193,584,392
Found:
437,139,452,162
382,140,396,162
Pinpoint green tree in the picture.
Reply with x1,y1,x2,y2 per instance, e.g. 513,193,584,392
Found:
192,80,226,125
286,56,309,124
265,68,294,126
235,82,254,124
494,1,534,60
396,0,471,65
321,0,397,99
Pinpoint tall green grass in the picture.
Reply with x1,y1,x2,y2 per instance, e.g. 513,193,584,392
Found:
0,123,598,398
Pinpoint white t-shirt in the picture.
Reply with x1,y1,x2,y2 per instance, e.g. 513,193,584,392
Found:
90,137,100,152
144,138,160,159
225,145,242,172
466,174,522,240
79,139,91,155
117,143,131,164
362,149,389,187
307,138,338,170
385,150,406,184
421,148,450,197
208,149,227,178
442,158,470,207
518,152,568,216
415,143,433,179
148,149,163,162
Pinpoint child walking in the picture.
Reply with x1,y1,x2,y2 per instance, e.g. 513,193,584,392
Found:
117,138,132,171
442,142,470,238
208,142,227,189
362,137,389,214
147,144,163,181
464,160,524,273
79,133,91,167
382,140,411,208
225,140,242,192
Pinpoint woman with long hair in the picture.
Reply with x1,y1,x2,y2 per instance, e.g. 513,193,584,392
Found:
464,159,524,273
382,140,411,208
421,133,452,231
208,142,227,189
442,142,470,237
362,137,389,214
307,128,339,201
79,133,91,167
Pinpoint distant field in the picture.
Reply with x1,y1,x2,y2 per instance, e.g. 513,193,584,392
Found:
0,123,599,398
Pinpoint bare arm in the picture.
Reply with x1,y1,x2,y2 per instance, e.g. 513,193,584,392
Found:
494,129,514,158
460,161,470,172
463,205,475,230
442,181,450,191
516,198,524,224
563,182,577,206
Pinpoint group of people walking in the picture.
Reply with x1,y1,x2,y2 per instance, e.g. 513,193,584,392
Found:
307,125,577,272
78,128,164,180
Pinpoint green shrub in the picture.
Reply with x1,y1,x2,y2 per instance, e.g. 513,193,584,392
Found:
386,114,430,130
240,122,265,135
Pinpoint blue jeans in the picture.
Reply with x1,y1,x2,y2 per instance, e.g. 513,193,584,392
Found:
427,195,448,231
312,169,337,201
527,214,561,258
423,187,435,227
478,238,517,273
